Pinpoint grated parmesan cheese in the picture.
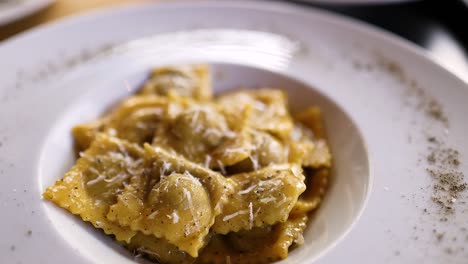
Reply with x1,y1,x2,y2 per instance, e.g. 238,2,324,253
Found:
253,101,266,111
249,155,260,171
183,187,196,221
107,128,117,136
135,121,148,129
253,207,261,219
222,209,249,222
224,130,237,138
88,167,100,175
217,160,226,175
86,174,106,186
190,108,201,127
172,210,179,224
136,247,162,259
159,160,172,179
183,171,202,186
267,164,290,171
258,179,282,187
147,210,159,219
203,128,223,138
249,202,254,229
79,152,94,162
291,165,301,178
294,233,305,245
224,145,255,154
290,126,302,141
204,155,212,168
259,197,276,203
238,184,256,195
104,172,128,185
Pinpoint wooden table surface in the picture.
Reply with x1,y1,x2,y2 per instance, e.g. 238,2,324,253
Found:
0,0,147,41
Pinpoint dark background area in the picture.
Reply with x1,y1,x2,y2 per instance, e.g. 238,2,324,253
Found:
283,0,468,81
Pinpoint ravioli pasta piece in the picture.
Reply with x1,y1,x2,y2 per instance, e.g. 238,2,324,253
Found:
107,170,147,227
196,214,308,264
153,104,233,163
294,106,326,139
143,145,230,212
287,123,314,164
72,120,106,153
216,89,293,140
137,173,213,257
43,134,145,242
140,147,230,257
209,128,252,170
212,164,306,234
288,123,332,169
139,65,212,100
108,145,229,257
249,130,288,166
72,95,180,152
223,129,288,174
127,232,195,264
305,139,332,168
153,103,253,170
103,95,175,144
291,168,330,216
293,107,332,168
207,104,254,169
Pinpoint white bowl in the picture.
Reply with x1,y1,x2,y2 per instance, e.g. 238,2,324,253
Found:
39,63,371,263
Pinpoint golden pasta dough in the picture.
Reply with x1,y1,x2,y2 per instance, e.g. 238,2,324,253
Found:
212,164,306,234
43,64,332,263
43,134,144,242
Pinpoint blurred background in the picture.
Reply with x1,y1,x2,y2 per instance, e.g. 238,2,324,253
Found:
1,0,467,81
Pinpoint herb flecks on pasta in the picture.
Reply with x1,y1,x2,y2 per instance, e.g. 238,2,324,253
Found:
43,64,332,263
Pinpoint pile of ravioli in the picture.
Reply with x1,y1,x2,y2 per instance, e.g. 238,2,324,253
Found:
44,65,332,264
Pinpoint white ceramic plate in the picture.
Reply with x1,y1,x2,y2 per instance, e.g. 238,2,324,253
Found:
1,1,467,264
0,0,54,26
293,0,418,4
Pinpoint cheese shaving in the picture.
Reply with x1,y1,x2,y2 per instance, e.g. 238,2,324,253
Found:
291,165,301,177
160,160,172,179
104,172,128,185
217,160,226,175
88,167,100,175
249,202,254,229
222,209,249,222
204,154,212,168
86,174,106,186
238,184,256,195
147,210,159,219
249,155,260,171
172,210,179,224
259,197,276,203
183,188,195,217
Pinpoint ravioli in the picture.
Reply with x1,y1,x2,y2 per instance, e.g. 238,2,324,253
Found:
72,95,178,151
44,64,332,264
127,233,195,264
108,145,229,257
288,123,332,168
212,164,306,234
43,134,144,242
196,214,308,264
152,103,253,170
139,65,211,100
216,89,293,140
